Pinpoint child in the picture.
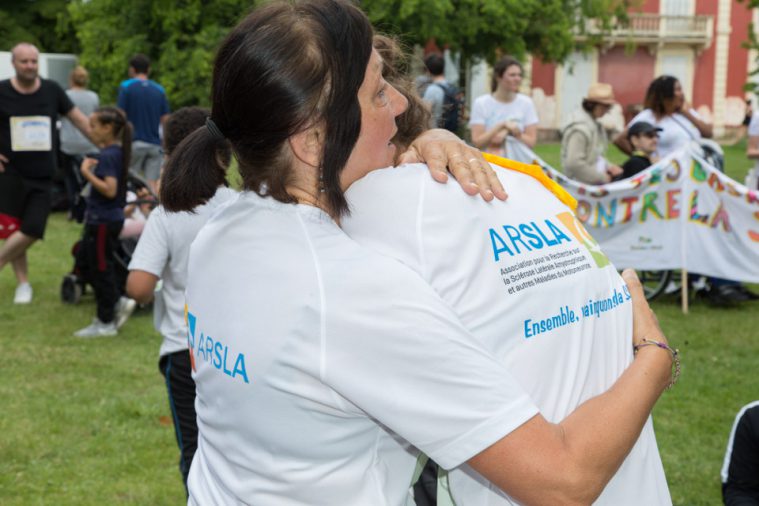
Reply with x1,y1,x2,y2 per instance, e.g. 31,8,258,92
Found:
620,121,661,179
73,106,137,338
126,106,235,488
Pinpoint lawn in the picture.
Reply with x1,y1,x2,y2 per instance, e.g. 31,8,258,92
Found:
1,141,757,505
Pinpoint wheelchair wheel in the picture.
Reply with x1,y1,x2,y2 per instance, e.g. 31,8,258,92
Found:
61,274,84,304
636,270,673,301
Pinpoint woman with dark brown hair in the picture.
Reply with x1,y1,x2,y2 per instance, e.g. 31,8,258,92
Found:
160,1,674,504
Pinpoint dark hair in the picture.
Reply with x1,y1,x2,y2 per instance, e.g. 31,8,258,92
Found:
163,106,232,177
423,53,444,76
644,75,678,117
93,106,132,202
374,34,430,151
129,54,150,74
160,0,373,216
491,56,522,92
581,99,597,113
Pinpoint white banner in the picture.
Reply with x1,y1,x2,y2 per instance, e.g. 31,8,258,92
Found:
507,140,759,282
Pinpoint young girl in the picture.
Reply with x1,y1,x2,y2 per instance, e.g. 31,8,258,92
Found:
74,106,136,338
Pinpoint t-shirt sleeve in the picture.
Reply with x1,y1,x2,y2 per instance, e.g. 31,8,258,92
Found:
95,148,122,180
117,86,127,110
523,96,539,127
469,95,487,126
56,82,75,115
322,256,539,470
128,208,171,276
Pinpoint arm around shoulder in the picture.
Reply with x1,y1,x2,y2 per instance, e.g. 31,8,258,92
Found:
467,270,673,505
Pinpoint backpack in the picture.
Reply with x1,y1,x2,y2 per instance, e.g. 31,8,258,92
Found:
432,82,464,133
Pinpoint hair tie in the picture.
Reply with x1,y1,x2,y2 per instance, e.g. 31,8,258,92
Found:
206,117,225,141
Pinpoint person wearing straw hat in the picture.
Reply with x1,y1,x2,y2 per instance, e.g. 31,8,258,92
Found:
560,83,623,184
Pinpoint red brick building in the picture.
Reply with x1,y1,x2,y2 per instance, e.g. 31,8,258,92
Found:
524,0,756,136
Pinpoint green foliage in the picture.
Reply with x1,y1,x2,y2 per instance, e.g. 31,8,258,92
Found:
362,0,632,65
67,0,256,107
0,0,79,53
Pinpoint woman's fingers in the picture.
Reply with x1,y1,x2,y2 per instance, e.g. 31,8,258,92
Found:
403,129,507,201
621,269,665,348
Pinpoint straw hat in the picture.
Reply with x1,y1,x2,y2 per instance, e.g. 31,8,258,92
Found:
584,83,616,105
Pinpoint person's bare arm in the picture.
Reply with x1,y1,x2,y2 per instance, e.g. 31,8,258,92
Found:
67,107,97,145
613,129,633,155
398,128,507,201
747,135,759,160
680,103,713,138
126,270,159,304
80,158,118,199
468,269,672,505
470,122,507,150
0,153,7,173
515,124,538,148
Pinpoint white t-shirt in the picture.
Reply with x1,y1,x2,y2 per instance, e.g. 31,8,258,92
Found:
343,164,671,506
469,93,539,156
629,108,702,158
185,192,539,505
128,187,237,357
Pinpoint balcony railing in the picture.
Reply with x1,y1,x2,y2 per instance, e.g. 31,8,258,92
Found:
579,13,714,48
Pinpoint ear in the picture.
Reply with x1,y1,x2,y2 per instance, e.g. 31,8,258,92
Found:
289,123,324,169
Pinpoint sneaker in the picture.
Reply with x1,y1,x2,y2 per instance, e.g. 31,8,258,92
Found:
74,318,118,338
13,282,33,304
114,296,137,329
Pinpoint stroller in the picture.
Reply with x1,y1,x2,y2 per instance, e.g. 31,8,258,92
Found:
60,172,157,304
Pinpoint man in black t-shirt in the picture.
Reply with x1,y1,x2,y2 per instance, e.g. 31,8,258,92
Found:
0,42,94,304
619,121,661,180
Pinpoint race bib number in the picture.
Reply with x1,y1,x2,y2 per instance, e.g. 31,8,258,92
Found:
10,116,52,152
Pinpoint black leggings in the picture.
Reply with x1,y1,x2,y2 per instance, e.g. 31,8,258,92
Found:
77,222,123,323
159,350,198,493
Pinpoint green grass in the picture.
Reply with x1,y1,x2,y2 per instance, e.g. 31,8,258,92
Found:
0,215,185,505
1,143,758,504
534,139,753,184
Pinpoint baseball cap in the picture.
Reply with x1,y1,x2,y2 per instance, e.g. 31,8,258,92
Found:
628,121,663,140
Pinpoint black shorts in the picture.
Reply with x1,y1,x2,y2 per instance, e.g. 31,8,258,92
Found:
0,172,52,239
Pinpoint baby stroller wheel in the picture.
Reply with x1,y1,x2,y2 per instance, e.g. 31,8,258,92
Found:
61,274,84,304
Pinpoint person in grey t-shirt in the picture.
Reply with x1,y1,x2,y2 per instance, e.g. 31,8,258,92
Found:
60,65,99,218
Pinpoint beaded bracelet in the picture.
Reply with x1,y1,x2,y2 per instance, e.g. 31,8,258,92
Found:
633,338,680,390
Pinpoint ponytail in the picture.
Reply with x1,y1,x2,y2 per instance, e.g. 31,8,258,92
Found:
93,106,131,202
160,126,228,212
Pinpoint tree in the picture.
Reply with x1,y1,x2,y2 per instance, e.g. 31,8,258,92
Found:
0,0,78,54
68,0,255,107
362,0,632,64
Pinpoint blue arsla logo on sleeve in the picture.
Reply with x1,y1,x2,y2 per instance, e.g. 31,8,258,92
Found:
186,308,250,384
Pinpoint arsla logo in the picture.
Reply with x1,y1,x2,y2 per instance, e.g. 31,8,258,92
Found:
185,305,250,384
186,304,196,372
555,211,611,268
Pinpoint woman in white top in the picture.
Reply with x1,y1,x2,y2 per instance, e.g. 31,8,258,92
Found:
615,75,713,158
160,1,673,504
469,56,539,157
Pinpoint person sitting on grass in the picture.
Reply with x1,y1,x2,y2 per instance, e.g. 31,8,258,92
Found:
620,121,661,180
73,106,137,338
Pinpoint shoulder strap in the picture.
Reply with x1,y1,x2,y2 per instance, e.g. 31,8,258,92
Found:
669,114,697,140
